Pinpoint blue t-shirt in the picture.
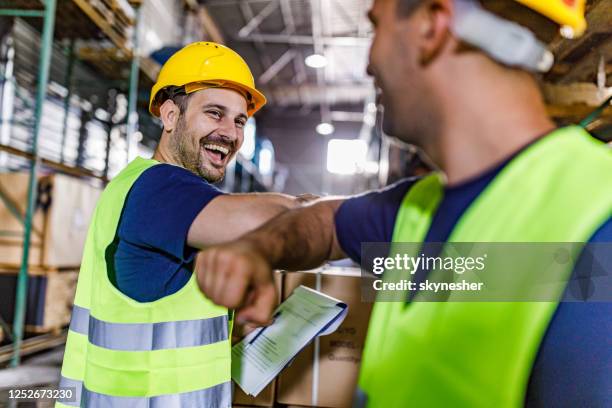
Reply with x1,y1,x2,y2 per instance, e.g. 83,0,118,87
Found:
109,164,224,302
334,161,612,406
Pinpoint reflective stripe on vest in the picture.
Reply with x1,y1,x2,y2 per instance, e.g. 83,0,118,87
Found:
58,375,231,408
358,127,612,407
69,305,228,351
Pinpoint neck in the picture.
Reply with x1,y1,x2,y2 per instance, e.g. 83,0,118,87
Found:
432,62,555,185
153,131,180,166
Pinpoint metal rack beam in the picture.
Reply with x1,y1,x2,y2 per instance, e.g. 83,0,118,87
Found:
1,0,144,367
8,0,57,368
125,4,142,163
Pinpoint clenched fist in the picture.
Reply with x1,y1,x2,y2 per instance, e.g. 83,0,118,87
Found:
195,241,277,326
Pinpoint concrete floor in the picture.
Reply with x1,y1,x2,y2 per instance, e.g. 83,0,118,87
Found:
0,346,63,408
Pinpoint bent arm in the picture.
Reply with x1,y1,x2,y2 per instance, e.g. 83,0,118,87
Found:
197,181,414,324
196,198,347,325
187,192,306,248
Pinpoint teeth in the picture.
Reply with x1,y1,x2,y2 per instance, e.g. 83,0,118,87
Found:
203,144,229,155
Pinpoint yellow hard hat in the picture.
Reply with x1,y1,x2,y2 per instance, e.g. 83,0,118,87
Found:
149,42,267,117
515,0,586,38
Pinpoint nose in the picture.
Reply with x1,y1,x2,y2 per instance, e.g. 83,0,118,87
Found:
217,116,239,143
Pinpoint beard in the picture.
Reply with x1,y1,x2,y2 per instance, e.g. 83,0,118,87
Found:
169,115,227,183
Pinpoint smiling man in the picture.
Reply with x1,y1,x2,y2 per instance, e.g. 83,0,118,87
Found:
56,42,303,408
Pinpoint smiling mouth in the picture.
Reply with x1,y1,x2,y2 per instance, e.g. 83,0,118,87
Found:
202,143,231,167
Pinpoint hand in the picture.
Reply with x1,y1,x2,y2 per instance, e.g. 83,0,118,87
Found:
295,193,320,204
232,322,260,344
196,241,277,326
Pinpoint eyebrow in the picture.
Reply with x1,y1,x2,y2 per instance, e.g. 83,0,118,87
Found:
203,103,248,121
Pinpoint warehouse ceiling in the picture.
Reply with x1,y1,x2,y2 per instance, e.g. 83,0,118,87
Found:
203,0,374,112
199,0,611,128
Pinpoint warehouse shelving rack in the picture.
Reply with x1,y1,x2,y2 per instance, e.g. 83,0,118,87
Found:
0,0,145,367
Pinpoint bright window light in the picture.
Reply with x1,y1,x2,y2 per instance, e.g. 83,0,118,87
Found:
259,148,274,176
364,161,379,174
305,54,328,68
239,117,257,160
327,139,368,175
316,122,335,135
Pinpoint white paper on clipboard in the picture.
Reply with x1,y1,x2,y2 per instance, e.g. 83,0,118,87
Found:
231,285,348,396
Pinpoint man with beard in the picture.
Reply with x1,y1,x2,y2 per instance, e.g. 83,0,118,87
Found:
196,1,612,407
56,42,305,408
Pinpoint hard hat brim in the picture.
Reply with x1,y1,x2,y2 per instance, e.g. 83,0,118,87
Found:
149,80,266,118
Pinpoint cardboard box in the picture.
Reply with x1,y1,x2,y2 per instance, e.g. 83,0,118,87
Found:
277,267,372,408
233,381,277,408
0,173,45,265
232,271,284,407
0,269,78,332
0,172,101,268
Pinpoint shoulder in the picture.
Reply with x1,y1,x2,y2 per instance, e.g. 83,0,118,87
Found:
131,163,223,197
334,177,422,261
136,163,211,185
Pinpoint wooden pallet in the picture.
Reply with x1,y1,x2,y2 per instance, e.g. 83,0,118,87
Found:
0,265,80,276
69,0,131,54
100,0,136,26
0,330,68,365
4,0,131,50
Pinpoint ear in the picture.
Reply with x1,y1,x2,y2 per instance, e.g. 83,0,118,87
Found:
417,0,453,65
159,99,180,132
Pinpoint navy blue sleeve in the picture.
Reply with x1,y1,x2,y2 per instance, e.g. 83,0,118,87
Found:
119,164,225,261
334,178,417,263
526,218,612,407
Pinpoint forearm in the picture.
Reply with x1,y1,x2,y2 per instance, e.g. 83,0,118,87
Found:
235,192,302,209
241,199,344,271
188,192,317,248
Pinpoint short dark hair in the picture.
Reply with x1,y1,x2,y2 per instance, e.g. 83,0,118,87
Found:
153,85,193,114
397,0,423,17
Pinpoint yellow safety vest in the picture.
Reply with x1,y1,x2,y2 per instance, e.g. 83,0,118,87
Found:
57,157,232,408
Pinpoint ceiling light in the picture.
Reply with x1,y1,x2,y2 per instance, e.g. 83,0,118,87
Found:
305,54,328,68
316,122,335,135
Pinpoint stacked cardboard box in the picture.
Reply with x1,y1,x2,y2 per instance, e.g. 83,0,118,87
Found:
0,269,78,333
0,172,101,268
233,267,369,408
235,267,372,407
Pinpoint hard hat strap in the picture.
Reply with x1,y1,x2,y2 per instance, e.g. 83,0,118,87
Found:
452,0,554,73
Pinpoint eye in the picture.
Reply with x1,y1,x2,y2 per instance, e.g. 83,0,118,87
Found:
235,119,247,129
207,110,222,119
